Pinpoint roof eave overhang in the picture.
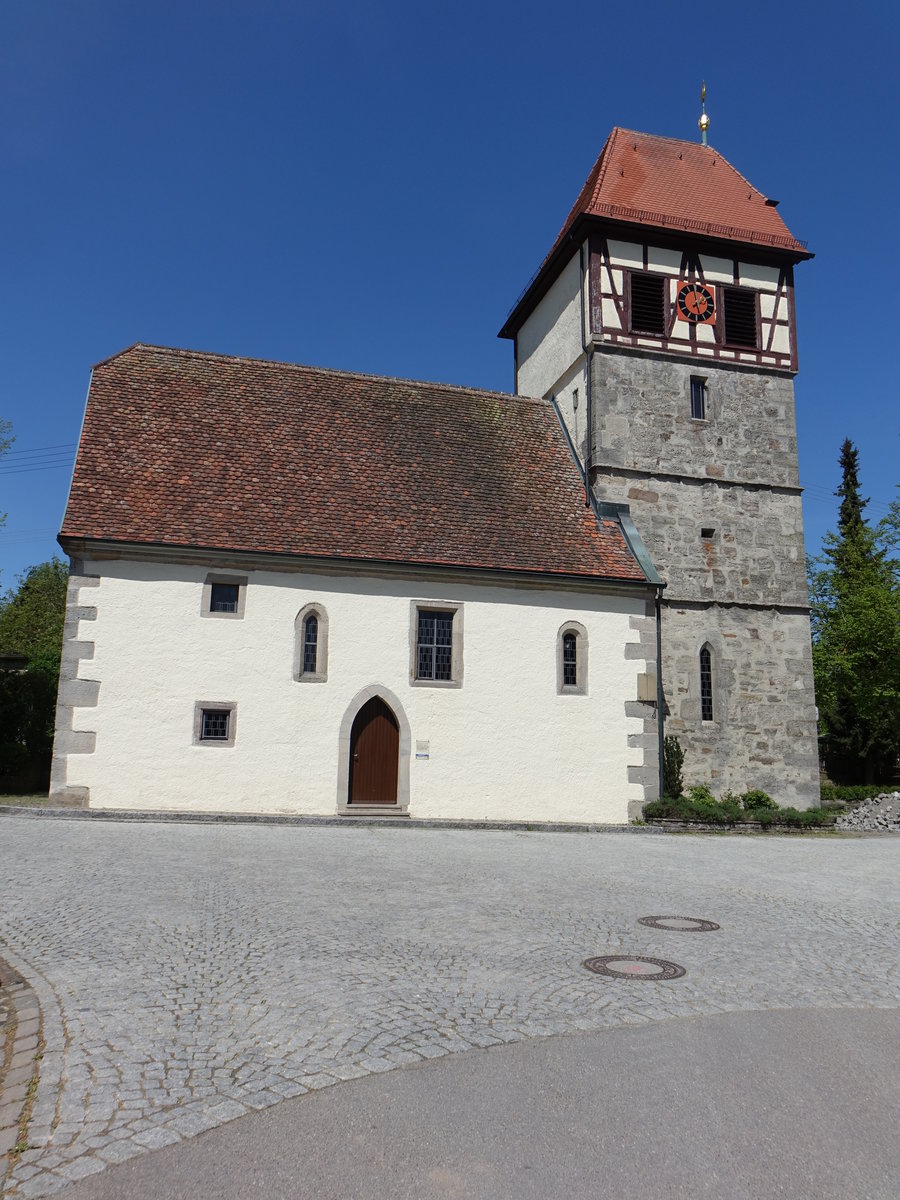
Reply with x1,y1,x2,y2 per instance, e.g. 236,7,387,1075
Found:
58,535,654,596
499,213,813,341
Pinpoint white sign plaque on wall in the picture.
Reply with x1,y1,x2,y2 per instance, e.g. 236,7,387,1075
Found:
415,740,430,760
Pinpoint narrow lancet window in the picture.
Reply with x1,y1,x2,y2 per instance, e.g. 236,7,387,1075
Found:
302,615,319,675
563,632,577,687
700,644,713,721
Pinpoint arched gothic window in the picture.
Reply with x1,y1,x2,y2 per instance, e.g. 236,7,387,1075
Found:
302,615,319,675
700,644,713,721
557,621,588,695
294,604,328,683
562,632,577,687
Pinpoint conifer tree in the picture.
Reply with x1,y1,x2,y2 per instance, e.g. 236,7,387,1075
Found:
809,440,900,782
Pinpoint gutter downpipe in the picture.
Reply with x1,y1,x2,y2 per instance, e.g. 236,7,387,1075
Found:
655,584,665,800
577,240,592,508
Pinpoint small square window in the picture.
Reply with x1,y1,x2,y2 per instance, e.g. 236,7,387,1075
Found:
690,377,707,420
201,709,230,740
193,701,237,747
701,527,715,540
210,583,239,613
201,574,247,619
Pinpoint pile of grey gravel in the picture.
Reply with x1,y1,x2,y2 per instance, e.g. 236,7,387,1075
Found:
835,791,900,832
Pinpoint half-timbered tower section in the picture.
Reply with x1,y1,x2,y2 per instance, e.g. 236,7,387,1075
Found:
500,128,820,807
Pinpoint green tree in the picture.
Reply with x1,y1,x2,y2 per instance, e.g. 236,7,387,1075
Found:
0,558,69,791
0,557,69,665
809,440,900,783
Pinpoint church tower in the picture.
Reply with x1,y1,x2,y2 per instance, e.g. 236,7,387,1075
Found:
500,126,819,807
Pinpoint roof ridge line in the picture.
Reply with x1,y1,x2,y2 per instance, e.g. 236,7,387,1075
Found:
589,127,618,207
98,343,548,407
612,128,775,204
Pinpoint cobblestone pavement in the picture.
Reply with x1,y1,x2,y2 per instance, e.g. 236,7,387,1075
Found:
0,818,898,1197
0,957,42,1174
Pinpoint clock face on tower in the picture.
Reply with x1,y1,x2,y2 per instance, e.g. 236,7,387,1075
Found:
676,281,716,325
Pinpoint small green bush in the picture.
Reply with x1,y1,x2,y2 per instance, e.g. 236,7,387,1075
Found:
753,808,779,827
644,791,740,826
687,783,716,803
643,793,838,829
776,806,836,828
819,784,894,805
741,789,777,812
643,796,695,821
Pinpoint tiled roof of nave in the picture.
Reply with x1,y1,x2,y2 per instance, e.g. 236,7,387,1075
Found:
60,344,647,583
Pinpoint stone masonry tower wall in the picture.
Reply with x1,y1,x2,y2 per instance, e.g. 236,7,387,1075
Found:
590,351,819,805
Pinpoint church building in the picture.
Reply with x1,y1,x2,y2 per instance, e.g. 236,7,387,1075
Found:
50,124,820,819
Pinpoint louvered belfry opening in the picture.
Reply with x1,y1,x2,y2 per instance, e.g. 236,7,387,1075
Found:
630,273,666,335
723,287,758,348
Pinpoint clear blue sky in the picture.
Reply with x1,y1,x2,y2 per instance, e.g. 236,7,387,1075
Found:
2,1,898,586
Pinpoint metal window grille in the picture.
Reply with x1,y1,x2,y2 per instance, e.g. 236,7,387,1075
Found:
690,377,707,420
302,615,318,674
723,288,758,348
417,610,453,680
201,709,230,740
563,632,577,687
700,646,713,722
630,273,666,335
210,583,239,613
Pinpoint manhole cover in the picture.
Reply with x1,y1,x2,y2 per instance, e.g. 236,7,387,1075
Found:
638,915,720,932
583,955,686,980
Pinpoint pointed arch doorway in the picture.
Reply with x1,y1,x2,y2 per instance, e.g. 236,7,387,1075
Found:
348,696,400,805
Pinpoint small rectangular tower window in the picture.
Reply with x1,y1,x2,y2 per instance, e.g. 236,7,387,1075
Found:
629,273,666,336
722,288,758,348
690,377,707,420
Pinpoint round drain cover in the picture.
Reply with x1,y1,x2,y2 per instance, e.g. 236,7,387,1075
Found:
638,916,720,932
583,955,686,980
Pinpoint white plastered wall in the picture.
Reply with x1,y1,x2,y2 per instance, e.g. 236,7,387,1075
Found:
517,250,586,399
62,560,650,823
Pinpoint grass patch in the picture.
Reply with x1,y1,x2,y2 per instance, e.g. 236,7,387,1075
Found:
0,793,51,807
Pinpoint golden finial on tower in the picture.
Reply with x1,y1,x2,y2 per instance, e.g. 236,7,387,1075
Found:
698,80,710,146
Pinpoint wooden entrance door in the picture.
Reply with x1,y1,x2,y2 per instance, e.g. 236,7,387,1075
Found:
348,697,399,805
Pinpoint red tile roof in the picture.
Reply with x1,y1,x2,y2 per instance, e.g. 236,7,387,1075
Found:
60,345,648,584
556,127,807,256
502,127,809,337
